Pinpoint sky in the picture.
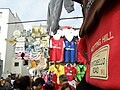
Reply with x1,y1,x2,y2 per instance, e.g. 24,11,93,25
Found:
0,0,83,30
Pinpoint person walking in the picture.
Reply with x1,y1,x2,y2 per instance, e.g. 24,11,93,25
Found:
58,74,75,90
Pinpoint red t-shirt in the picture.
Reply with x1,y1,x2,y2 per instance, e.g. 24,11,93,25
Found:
50,37,64,62
64,65,77,81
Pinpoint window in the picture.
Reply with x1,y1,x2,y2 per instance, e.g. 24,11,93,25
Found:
0,26,1,33
0,12,2,18
0,52,1,60
14,62,19,67
23,60,28,66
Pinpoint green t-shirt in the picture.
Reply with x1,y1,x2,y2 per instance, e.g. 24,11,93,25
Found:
75,64,87,81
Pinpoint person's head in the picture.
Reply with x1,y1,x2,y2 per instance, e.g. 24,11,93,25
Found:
0,79,5,86
5,77,11,83
8,75,11,78
59,74,68,85
61,83,72,90
34,77,45,90
14,76,31,90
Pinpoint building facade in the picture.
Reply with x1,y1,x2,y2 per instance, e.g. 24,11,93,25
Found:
0,8,24,77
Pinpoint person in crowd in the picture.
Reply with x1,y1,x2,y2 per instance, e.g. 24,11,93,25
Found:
0,77,5,87
33,77,46,90
61,83,72,90
28,59,37,76
11,74,16,86
0,79,6,90
4,77,12,90
58,74,75,90
13,76,31,90
33,77,55,90
13,78,21,90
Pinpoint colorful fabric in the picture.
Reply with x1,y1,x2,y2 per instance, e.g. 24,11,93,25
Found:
50,37,64,62
16,52,30,60
64,64,77,81
40,35,50,47
31,60,37,68
64,38,77,62
77,38,87,64
75,64,86,81
47,0,74,34
48,64,65,84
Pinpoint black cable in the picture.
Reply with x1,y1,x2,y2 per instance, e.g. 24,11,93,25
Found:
7,16,83,24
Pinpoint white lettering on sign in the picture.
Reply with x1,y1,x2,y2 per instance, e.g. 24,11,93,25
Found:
102,32,114,43
91,39,101,52
90,45,109,80
91,32,114,53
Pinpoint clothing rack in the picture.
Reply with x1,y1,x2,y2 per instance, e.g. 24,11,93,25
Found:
7,16,83,24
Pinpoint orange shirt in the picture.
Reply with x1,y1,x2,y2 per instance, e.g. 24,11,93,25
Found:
31,60,37,68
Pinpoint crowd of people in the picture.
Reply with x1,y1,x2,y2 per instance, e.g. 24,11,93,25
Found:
0,74,78,90
0,73,103,90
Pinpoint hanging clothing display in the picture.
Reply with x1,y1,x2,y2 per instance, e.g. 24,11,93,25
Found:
47,0,74,34
64,64,77,81
76,39,80,62
48,64,65,84
16,52,30,60
40,35,50,47
28,60,37,76
50,37,64,62
72,0,83,4
75,64,86,81
31,26,41,38
64,38,77,63
25,44,34,52
64,29,77,62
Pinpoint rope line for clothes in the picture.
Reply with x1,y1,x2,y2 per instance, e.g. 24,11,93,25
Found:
7,16,83,24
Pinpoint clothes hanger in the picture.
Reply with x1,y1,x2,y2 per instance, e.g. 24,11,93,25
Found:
66,63,72,67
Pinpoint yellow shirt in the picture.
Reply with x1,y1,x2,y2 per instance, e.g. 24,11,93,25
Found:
48,64,65,84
